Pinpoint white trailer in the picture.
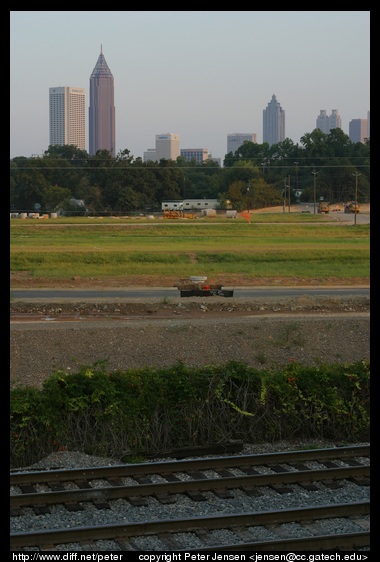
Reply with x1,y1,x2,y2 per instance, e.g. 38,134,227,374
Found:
161,199,219,211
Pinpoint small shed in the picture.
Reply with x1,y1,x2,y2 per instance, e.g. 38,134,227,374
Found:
226,210,238,218
202,209,217,217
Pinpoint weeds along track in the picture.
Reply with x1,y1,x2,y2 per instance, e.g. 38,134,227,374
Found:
10,445,370,551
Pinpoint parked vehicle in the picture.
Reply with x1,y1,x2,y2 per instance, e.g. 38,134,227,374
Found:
344,201,360,213
174,276,234,297
318,202,330,213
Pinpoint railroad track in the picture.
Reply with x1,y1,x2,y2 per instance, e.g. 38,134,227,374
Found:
10,445,370,551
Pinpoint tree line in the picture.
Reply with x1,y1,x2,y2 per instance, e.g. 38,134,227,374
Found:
10,128,370,215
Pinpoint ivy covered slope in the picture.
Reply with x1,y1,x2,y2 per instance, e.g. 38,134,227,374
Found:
10,360,370,468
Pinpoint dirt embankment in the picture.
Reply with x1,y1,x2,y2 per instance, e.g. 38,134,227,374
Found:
10,293,370,390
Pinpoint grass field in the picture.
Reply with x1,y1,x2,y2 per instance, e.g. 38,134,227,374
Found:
10,213,370,282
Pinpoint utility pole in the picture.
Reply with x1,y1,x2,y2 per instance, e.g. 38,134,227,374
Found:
294,162,299,193
247,180,254,213
311,170,318,214
261,159,270,177
352,172,361,226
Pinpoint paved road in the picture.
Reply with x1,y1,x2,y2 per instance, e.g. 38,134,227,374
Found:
297,204,370,225
10,287,370,301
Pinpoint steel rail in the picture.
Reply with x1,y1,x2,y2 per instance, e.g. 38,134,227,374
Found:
185,532,370,552
10,500,370,550
10,444,370,485
10,464,369,508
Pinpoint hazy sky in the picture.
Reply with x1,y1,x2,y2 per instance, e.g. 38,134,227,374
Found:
10,11,370,161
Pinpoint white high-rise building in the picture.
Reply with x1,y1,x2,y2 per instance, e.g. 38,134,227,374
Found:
155,133,180,161
144,133,180,162
227,134,256,155
49,87,86,150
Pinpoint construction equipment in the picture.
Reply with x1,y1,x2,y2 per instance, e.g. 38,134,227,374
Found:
318,201,330,213
163,209,181,219
174,276,234,297
344,201,360,213
163,210,195,219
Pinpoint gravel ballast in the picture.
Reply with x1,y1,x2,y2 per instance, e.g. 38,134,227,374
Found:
11,441,370,551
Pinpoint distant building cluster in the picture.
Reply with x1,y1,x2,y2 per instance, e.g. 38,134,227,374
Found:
316,109,342,134
143,133,180,163
48,49,370,164
49,46,115,158
316,109,370,144
143,135,221,165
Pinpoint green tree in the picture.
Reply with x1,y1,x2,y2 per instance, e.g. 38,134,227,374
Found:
41,184,72,212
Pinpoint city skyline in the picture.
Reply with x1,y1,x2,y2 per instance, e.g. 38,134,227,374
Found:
10,11,370,161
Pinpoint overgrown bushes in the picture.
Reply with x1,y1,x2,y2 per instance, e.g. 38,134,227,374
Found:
10,360,370,468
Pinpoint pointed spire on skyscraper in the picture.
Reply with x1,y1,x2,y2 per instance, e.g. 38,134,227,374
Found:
90,47,113,79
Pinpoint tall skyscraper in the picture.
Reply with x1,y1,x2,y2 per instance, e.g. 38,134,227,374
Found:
89,47,115,157
349,119,369,143
49,87,86,150
316,109,342,134
328,109,342,131
263,95,285,147
227,133,256,155
316,110,329,134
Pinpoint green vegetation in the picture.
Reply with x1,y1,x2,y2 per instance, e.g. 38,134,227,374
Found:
10,130,370,216
10,220,370,281
9,214,370,465
10,360,370,468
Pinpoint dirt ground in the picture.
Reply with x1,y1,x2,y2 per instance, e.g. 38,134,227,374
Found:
10,293,370,390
